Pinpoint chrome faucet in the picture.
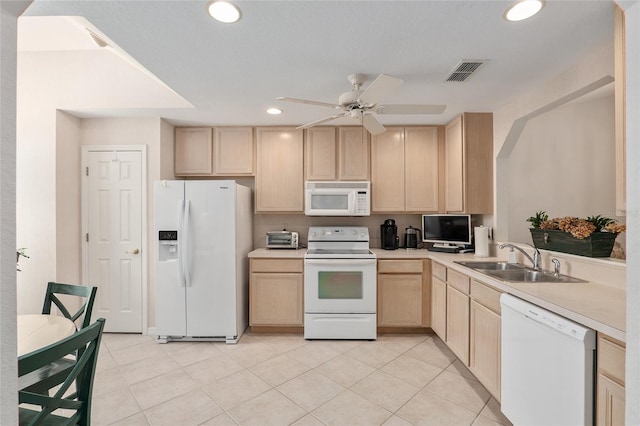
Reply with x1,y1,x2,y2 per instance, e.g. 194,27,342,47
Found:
551,258,561,276
499,243,542,270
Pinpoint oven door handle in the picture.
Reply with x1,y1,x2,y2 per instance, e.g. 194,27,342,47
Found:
304,259,377,266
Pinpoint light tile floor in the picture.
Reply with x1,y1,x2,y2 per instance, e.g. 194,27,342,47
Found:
93,332,512,426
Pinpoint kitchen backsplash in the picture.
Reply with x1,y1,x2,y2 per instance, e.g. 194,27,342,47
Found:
254,214,424,249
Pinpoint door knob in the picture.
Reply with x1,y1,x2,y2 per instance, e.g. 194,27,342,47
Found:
126,248,140,255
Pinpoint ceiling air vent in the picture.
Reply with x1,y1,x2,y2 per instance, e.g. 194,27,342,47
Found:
446,60,486,82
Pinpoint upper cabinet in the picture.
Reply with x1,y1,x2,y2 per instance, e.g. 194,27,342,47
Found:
371,126,441,213
304,127,369,181
175,127,213,175
175,126,254,176
337,127,370,180
305,127,337,181
444,113,493,214
255,127,304,213
213,127,254,175
614,4,626,216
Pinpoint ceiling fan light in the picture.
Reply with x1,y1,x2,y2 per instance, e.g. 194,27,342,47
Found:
504,0,544,22
266,107,282,115
208,1,241,23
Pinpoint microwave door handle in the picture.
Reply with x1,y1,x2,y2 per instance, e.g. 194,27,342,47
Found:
348,192,356,214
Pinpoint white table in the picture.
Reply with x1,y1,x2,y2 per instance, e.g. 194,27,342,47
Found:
17,314,76,356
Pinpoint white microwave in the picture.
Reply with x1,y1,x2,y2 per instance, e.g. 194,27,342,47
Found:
305,181,370,216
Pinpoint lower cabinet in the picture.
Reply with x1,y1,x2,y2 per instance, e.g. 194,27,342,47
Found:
446,271,470,364
431,262,447,338
377,259,431,329
469,280,502,401
597,334,626,425
431,261,503,401
249,258,303,328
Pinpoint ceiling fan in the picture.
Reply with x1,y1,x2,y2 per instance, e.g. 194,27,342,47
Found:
277,73,446,136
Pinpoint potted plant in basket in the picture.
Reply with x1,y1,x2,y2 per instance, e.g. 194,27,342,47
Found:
527,212,625,258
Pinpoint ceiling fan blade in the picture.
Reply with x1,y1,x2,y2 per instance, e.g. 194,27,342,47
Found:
362,114,386,136
358,74,403,105
376,104,447,114
276,97,339,109
296,113,348,129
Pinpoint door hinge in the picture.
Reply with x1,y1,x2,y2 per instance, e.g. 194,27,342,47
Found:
86,233,89,242
85,166,89,176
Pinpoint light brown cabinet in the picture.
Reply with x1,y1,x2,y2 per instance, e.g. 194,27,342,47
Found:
446,269,470,364
377,259,430,328
431,262,502,401
338,127,370,180
213,127,254,175
444,113,493,214
175,127,213,175
249,258,304,328
305,127,337,180
431,262,447,339
614,4,626,216
255,127,304,212
175,127,254,176
597,334,626,425
304,127,370,181
469,280,502,401
371,126,441,213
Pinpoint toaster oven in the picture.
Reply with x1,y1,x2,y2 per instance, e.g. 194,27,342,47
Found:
266,231,299,249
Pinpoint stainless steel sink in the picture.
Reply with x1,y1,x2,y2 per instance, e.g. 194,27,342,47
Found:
454,261,525,271
484,269,586,283
454,261,587,283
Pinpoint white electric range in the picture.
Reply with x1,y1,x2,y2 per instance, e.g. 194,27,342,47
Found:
304,226,377,340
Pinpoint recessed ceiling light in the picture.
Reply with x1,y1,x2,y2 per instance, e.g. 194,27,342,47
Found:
266,107,282,115
504,0,545,22
207,1,241,23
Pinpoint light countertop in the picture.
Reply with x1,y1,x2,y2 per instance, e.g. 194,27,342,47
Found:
248,247,626,341
248,248,306,258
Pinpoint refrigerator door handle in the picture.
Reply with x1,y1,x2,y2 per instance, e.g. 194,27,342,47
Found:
177,199,186,288
183,200,191,287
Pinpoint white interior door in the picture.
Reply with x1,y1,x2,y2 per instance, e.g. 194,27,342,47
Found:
83,148,145,332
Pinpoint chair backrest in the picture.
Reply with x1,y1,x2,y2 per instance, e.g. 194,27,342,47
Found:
18,318,106,426
42,282,97,329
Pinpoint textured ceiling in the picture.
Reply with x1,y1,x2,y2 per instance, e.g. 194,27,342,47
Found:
20,0,614,127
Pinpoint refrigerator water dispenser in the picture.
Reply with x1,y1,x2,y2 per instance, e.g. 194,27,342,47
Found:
158,230,178,261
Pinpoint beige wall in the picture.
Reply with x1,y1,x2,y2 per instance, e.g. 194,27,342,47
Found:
16,48,183,316
493,40,615,243
80,117,164,328
507,90,620,245
55,111,82,284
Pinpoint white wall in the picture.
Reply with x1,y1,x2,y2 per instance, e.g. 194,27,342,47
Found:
507,91,618,244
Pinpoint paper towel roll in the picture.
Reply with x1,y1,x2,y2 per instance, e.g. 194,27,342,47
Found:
474,226,489,257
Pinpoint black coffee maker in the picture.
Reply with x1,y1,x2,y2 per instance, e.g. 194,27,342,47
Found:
380,219,399,250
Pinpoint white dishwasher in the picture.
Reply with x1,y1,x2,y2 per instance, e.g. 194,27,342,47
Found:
500,294,596,426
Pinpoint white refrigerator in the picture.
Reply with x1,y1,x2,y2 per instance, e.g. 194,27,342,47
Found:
154,180,252,344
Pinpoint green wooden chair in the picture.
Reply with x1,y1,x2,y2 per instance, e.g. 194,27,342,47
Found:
42,282,97,329
18,318,105,426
